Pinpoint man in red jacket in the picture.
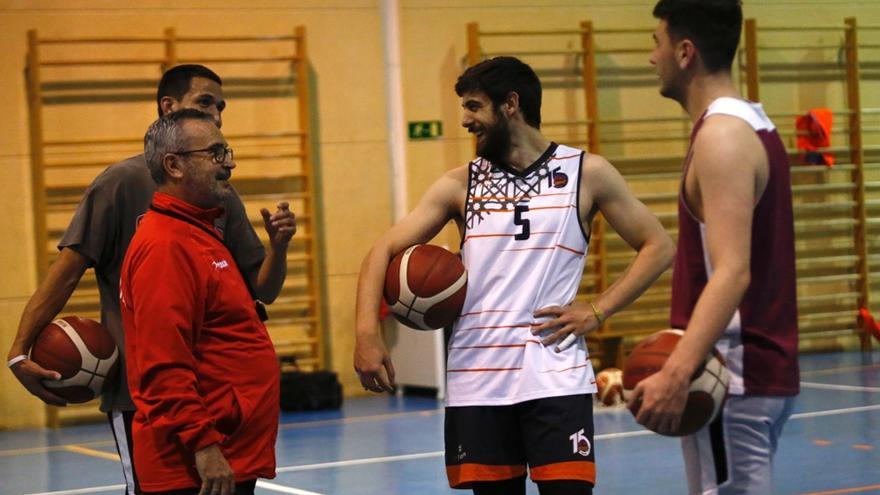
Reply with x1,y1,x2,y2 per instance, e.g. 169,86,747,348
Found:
121,109,281,495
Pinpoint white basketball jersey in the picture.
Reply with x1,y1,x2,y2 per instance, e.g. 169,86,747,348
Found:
447,143,597,407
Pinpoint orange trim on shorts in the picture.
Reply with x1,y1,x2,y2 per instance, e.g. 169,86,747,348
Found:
446,463,527,487
530,460,596,483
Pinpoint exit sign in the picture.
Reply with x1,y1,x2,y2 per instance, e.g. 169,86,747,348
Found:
408,121,443,140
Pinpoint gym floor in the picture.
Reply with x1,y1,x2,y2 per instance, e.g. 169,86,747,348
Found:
1,351,878,495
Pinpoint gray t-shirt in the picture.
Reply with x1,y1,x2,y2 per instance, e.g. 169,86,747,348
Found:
58,154,265,412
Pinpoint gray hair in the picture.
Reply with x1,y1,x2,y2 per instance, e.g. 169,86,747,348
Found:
143,109,215,184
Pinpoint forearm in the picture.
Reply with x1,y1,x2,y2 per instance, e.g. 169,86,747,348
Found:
593,236,673,318
8,251,86,359
355,244,393,338
665,267,750,380
252,243,288,303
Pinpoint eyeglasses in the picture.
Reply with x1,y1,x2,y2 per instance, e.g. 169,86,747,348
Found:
173,145,233,164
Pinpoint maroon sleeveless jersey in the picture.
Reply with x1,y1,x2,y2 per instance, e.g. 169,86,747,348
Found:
671,97,799,396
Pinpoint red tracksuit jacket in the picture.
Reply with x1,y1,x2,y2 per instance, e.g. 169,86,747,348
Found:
120,192,279,491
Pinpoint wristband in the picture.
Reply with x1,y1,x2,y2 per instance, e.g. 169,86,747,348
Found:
7,354,28,368
590,301,606,326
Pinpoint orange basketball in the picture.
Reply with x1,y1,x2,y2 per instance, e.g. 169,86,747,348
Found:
384,244,468,330
30,316,119,404
595,367,625,406
622,329,729,436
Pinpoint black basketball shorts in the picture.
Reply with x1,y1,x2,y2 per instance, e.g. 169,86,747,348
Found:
444,393,595,489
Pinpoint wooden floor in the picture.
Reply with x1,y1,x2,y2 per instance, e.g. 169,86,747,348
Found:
1,351,879,495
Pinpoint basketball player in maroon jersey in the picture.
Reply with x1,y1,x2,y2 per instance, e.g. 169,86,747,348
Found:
628,1,800,494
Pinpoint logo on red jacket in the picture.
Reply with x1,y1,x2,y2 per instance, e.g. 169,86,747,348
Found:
212,259,230,271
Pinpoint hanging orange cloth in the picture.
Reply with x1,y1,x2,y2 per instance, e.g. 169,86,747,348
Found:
858,308,880,344
795,108,834,167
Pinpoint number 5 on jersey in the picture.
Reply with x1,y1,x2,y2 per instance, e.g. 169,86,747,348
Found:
514,204,530,240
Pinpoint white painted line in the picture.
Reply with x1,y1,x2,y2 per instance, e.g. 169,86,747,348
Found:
596,429,653,440
800,363,880,377
800,381,880,393
791,403,880,419
275,431,656,475
25,484,125,495
276,451,444,473
26,481,326,495
256,480,325,495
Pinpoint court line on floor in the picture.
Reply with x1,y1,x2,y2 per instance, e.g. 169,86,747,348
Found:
2,412,445,458
0,440,114,457
25,485,125,495
801,363,880,377
6,406,624,458
276,429,657,474
62,445,119,461
25,480,327,495
800,483,880,495
790,403,880,419
279,409,442,430
256,480,325,494
800,381,880,393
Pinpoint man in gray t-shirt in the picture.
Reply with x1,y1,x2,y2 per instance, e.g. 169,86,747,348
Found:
6,64,296,495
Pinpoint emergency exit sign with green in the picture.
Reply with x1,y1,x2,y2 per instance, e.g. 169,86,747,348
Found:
408,121,443,140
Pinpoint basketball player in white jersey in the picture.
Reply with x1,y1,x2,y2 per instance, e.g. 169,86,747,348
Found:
355,56,674,495
629,1,800,494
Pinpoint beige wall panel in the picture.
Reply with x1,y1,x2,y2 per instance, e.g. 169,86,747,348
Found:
0,156,36,299
0,298,46,428
0,23,30,157
323,273,361,393
320,141,392,277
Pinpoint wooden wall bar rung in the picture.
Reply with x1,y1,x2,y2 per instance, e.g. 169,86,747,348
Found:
39,37,165,44
226,131,306,139
176,56,300,64
479,29,584,37
759,25,845,31
600,116,689,124
177,35,299,42
593,28,652,34
594,48,652,54
41,59,166,66
44,137,142,146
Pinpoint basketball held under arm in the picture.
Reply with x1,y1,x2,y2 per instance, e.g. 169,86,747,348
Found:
7,248,91,406
354,168,466,393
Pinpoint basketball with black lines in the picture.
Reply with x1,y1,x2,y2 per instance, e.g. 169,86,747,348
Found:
30,316,119,404
383,244,468,330
622,329,730,436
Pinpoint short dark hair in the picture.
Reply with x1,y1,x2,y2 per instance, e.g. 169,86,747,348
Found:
455,56,542,129
653,0,742,73
156,64,222,117
144,109,216,184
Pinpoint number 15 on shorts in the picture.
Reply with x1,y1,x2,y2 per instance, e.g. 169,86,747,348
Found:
570,428,592,457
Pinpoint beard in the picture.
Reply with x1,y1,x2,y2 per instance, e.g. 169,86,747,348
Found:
182,165,232,209
658,68,688,105
476,110,512,166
